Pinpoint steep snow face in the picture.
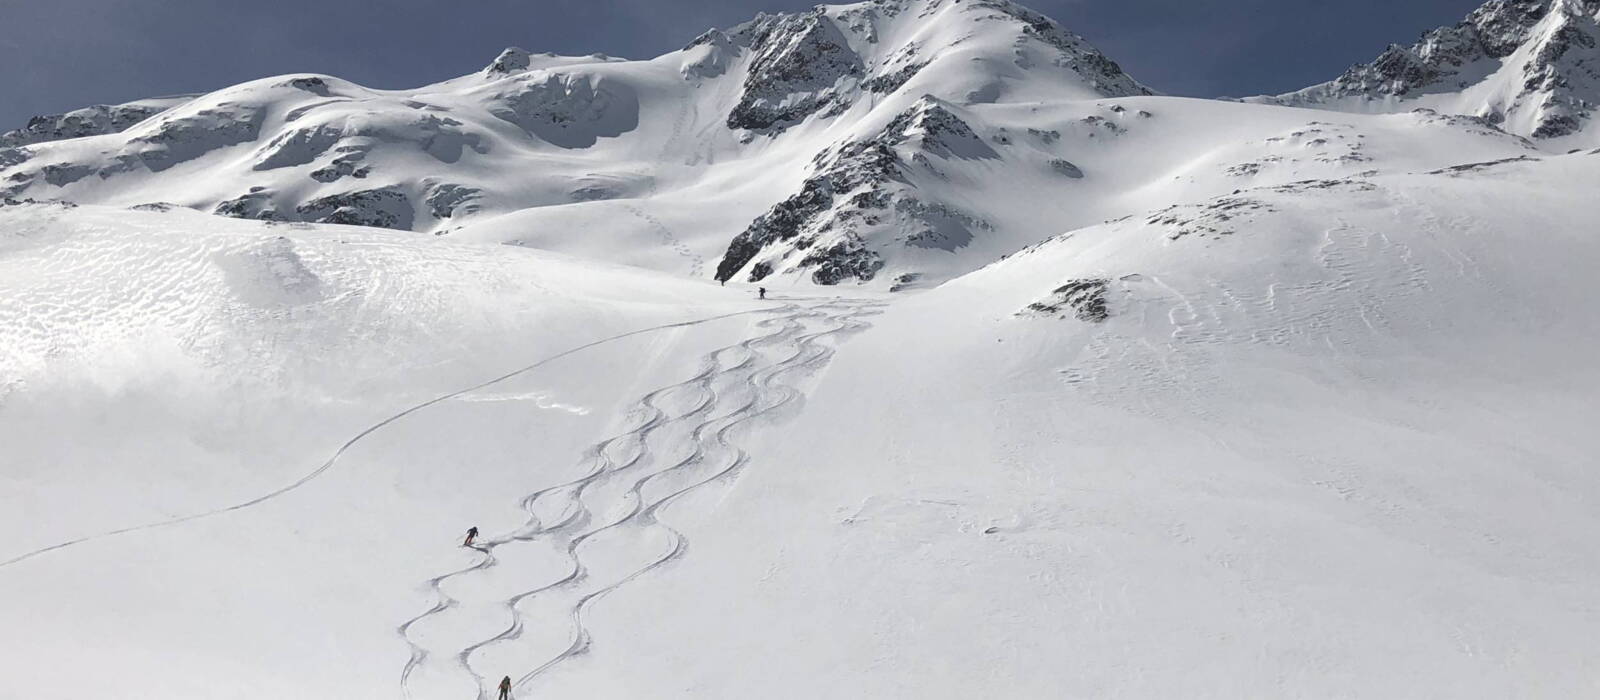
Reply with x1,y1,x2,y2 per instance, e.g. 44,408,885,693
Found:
1264,0,1600,145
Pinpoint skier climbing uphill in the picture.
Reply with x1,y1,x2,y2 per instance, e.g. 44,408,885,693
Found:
498,675,512,699
463,526,479,547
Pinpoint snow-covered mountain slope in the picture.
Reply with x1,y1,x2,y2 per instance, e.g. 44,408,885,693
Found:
0,0,1556,290
0,204,759,545
583,150,1600,698
0,95,194,148
3,146,1597,698
0,0,1154,288
1260,0,1600,146
5,1,1600,697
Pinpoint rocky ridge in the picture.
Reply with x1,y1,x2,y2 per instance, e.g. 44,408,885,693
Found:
1267,0,1600,140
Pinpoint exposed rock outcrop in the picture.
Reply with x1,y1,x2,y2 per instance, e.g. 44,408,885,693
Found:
1,98,191,147
716,96,995,285
1267,0,1600,140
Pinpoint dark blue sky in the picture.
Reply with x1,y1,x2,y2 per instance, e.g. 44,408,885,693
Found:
1,0,1484,129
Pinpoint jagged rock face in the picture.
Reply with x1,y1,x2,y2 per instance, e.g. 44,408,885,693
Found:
716,96,994,285
486,48,534,75
862,59,927,94
1020,278,1111,321
726,10,865,132
0,148,30,170
0,100,186,147
295,186,414,229
214,187,281,221
1324,0,1568,94
1272,0,1600,140
215,184,419,230
721,0,1149,135
423,182,481,220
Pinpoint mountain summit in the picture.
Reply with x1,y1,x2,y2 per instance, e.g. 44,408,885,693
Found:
0,0,1574,288
1265,0,1600,143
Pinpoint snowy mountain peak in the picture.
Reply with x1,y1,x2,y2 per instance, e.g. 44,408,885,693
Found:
719,0,1150,133
0,0,1544,291
486,47,534,75
1266,0,1600,142
725,9,865,132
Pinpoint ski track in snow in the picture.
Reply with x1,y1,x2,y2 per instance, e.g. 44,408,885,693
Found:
623,93,706,280
396,298,883,700
621,202,704,279
0,307,775,572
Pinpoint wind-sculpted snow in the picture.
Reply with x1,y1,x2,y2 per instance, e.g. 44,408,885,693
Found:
482,71,640,148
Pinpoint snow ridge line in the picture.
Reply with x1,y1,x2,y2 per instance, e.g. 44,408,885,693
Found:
395,299,882,699
0,306,774,572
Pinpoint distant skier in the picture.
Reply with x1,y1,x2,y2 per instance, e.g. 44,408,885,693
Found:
758,287,767,300
498,675,513,699
463,526,479,547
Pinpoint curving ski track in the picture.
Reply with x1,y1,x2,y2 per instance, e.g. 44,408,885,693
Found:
397,299,883,699
0,307,774,572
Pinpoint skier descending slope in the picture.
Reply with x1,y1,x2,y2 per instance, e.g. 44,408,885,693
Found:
498,675,512,699
463,527,479,548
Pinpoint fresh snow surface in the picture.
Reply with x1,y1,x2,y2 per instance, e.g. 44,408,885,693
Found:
3,152,1598,698
4,0,1600,698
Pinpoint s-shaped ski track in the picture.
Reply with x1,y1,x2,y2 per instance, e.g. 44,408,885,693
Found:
397,298,883,699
